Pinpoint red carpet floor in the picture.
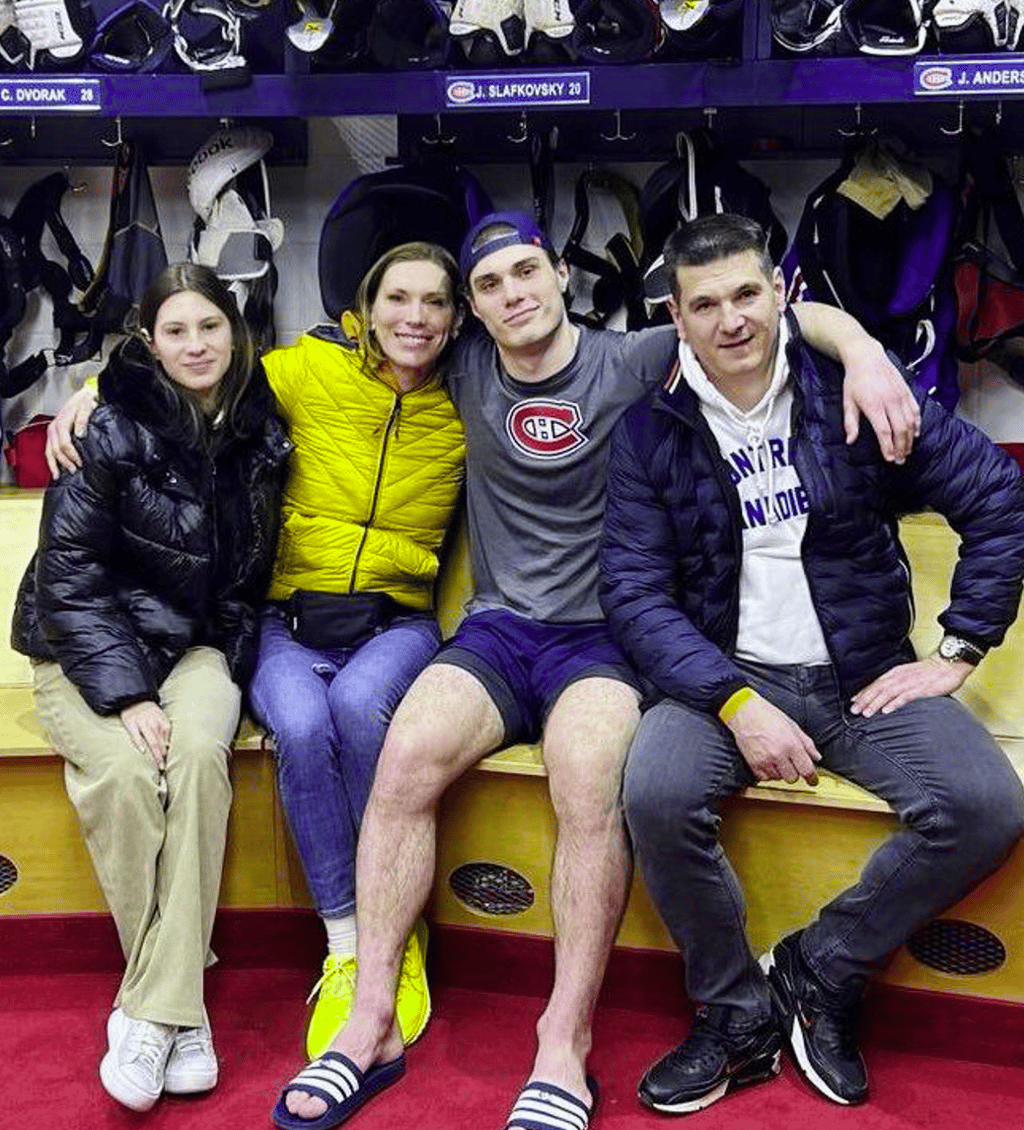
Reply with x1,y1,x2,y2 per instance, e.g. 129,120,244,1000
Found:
4,966,1024,1130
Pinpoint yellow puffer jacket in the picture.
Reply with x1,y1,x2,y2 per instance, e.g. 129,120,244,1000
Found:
262,324,465,611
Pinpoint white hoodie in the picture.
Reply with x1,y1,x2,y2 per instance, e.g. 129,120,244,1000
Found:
676,321,830,667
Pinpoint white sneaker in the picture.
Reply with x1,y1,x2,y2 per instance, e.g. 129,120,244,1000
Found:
99,1007,176,1111
164,1008,219,1094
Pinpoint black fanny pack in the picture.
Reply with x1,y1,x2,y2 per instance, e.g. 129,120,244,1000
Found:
286,590,403,650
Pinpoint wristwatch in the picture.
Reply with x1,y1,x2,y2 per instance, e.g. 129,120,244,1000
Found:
936,634,987,666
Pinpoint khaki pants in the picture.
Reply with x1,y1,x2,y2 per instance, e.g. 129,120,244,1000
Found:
33,647,239,1028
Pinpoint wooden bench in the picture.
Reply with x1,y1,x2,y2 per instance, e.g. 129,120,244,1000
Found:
3,487,1024,1004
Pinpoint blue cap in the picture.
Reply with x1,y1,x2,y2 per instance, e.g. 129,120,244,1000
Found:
459,209,556,282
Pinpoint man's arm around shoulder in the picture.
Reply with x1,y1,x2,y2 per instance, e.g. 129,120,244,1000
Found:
791,302,920,464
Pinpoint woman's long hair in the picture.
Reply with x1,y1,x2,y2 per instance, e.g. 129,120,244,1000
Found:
135,262,257,442
352,242,462,381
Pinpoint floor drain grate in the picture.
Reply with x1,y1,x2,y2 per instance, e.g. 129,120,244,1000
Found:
449,861,535,916
0,853,18,895
907,918,1006,976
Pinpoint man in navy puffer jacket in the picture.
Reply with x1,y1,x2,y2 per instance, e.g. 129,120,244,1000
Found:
600,213,1024,1115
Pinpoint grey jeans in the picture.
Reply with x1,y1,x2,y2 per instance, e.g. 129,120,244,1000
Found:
623,661,1024,1028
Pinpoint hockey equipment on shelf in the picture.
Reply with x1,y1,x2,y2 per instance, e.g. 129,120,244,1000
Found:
953,130,1024,390
659,0,743,58
80,140,168,338
770,0,844,51
164,0,250,83
930,0,1011,52
318,159,491,321
772,0,926,54
845,0,927,53
300,0,375,67
522,0,574,61
366,0,450,68
449,0,526,63
572,0,662,62
561,168,647,330
88,0,173,70
786,137,960,408
286,0,341,52
1,0,94,69
639,130,788,315
1009,0,1024,47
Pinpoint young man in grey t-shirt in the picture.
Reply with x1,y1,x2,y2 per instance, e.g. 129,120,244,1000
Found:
275,213,921,1130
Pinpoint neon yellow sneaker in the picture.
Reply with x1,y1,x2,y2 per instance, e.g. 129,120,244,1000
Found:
397,918,431,1045
305,953,357,1060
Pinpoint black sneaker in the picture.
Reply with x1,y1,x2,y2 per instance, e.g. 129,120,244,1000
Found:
760,931,868,1105
637,1006,782,1114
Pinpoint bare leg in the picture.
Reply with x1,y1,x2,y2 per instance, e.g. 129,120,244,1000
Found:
528,676,640,1103
285,663,504,1120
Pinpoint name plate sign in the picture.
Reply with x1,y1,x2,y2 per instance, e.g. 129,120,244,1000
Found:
0,79,103,111
445,72,590,108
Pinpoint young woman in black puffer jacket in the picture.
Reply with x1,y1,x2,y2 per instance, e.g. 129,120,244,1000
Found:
11,262,290,1114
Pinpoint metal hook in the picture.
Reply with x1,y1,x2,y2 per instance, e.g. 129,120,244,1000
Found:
507,111,529,144
101,116,124,147
996,100,1004,127
703,106,717,131
422,113,456,146
28,116,36,140
600,109,635,142
940,100,966,137
838,103,864,138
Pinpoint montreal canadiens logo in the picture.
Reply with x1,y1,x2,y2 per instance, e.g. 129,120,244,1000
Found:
446,80,477,105
919,66,952,91
506,400,588,459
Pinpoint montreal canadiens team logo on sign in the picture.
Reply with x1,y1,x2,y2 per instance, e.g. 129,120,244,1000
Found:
506,400,588,459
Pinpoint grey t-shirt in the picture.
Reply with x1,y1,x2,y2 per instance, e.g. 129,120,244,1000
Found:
447,323,677,623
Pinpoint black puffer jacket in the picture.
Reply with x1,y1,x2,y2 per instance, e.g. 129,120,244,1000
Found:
12,336,291,715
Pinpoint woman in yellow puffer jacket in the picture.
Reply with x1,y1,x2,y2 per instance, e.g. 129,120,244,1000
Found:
249,242,466,1063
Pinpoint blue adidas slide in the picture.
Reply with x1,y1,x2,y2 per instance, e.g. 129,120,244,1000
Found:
505,1074,599,1130
272,1051,406,1130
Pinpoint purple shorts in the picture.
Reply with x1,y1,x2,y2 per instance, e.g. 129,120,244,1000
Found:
434,608,641,744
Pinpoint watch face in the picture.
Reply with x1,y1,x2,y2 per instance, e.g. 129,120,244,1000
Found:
939,636,960,660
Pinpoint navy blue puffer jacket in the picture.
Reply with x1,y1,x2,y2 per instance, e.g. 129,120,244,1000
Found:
12,336,291,715
600,315,1024,711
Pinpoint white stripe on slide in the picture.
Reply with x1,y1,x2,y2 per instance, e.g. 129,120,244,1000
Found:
288,1060,358,1105
507,1087,588,1130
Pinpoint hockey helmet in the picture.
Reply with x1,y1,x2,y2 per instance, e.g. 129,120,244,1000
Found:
366,0,450,68
572,0,662,63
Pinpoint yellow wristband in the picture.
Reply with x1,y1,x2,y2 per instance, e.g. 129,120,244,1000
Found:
718,687,756,724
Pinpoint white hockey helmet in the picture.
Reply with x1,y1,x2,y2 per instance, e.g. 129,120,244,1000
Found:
187,126,273,222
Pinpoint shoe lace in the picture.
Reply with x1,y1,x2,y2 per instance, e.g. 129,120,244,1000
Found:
306,954,357,1005
398,936,424,1001
124,1019,174,1073
672,1008,730,1070
173,1023,212,1060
